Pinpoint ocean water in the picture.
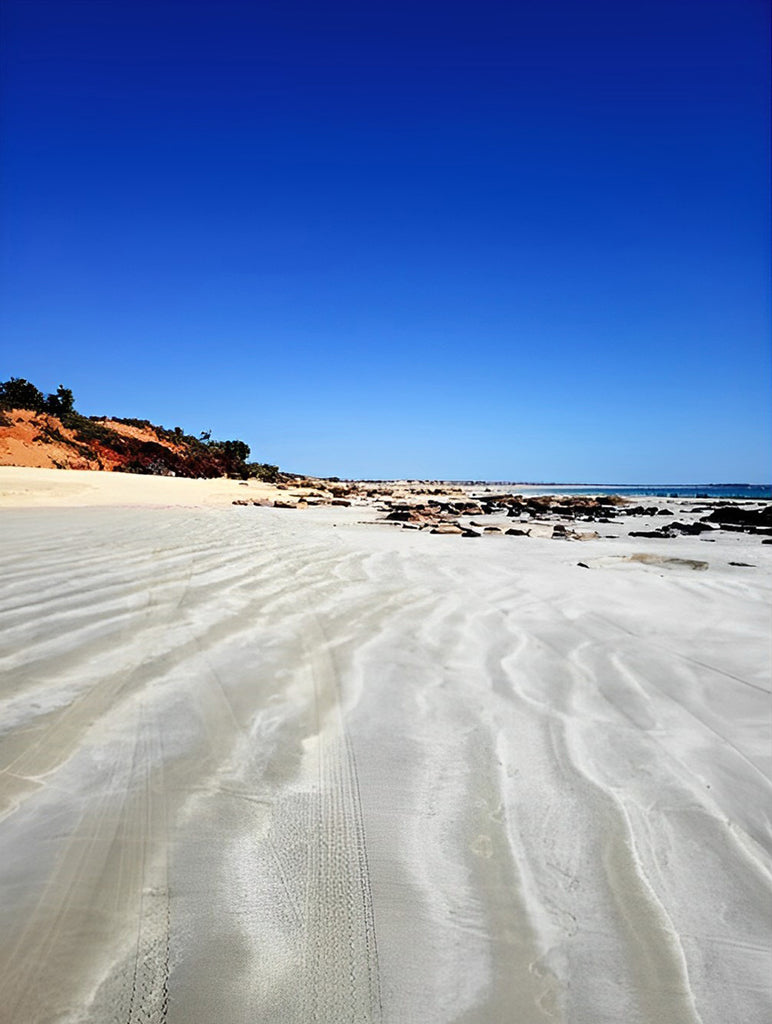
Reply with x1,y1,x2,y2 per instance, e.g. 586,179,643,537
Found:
499,484,772,500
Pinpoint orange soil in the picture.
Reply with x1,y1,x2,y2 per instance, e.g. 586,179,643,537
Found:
100,419,186,453
0,410,183,471
0,410,99,470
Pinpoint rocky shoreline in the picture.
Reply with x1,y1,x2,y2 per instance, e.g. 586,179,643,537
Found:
234,481,772,545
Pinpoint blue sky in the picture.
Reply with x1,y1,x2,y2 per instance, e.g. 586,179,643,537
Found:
1,0,769,481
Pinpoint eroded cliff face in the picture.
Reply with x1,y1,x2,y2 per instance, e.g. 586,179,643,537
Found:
0,408,240,476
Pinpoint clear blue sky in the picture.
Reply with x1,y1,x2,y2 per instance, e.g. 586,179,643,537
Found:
1,1,769,481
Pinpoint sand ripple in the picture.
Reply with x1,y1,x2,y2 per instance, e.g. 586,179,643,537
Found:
0,506,770,1023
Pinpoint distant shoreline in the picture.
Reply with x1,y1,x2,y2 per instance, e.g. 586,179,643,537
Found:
349,481,772,499
1,467,769,506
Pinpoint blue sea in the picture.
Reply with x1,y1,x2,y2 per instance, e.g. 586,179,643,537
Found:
498,484,772,500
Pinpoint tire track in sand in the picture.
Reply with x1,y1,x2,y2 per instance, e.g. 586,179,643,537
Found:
119,698,170,1024
0,697,170,1024
300,601,383,1023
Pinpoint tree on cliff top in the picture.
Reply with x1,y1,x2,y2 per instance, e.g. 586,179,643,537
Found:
46,385,75,417
0,378,75,417
0,377,47,411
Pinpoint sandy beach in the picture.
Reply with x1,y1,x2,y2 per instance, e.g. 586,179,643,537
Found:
0,467,770,1024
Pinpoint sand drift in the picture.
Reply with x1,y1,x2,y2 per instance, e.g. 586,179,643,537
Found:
0,503,770,1023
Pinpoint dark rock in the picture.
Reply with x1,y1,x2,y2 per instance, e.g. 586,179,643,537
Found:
728,561,755,567
703,506,772,527
668,521,715,535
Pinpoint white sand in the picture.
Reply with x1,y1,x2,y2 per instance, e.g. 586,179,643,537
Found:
0,464,279,508
0,468,770,1023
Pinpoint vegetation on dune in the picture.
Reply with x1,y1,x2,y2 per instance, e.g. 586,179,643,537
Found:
245,461,280,482
0,377,275,479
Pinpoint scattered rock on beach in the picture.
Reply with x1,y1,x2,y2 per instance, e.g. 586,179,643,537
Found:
702,506,772,528
359,486,771,548
526,524,555,539
668,520,715,535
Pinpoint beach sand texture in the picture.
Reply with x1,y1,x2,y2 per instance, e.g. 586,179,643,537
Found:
0,469,770,1023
